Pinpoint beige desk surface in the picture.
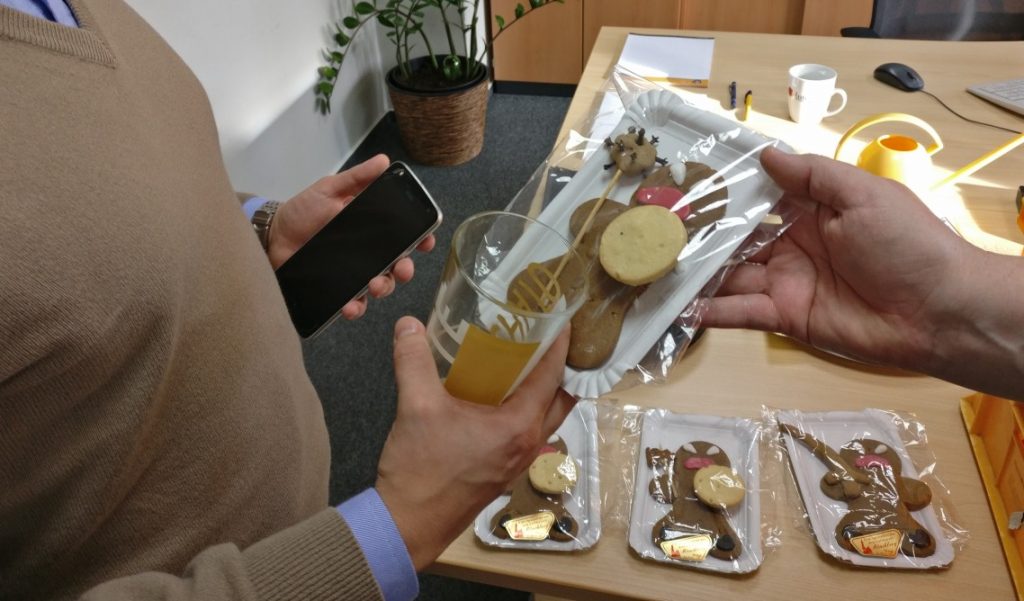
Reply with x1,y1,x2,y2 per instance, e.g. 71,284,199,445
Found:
431,28,1024,601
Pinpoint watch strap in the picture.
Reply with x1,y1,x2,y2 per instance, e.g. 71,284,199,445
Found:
251,200,281,251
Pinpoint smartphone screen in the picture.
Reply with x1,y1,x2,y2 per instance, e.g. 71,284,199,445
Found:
275,162,442,338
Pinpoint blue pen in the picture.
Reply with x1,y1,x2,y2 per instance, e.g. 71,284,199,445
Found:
729,81,737,109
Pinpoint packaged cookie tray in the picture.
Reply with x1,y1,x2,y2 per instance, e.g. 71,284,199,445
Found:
474,400,601,551
627,409,765,574
494,89,794,399
777,409,960,569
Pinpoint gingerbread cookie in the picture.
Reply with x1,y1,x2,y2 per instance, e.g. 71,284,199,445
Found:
507,198,639,369
781,424,936,558
647,441,744,561
491,436,579,542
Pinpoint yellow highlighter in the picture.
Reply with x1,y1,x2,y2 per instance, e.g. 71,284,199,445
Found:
742,90,752,121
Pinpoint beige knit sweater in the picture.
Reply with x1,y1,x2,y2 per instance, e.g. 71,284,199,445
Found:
0,0,382,599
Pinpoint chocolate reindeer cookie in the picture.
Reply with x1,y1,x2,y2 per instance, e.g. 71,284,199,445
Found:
604,126,666,176
646,441,745,561
491,436,579,542
781,424,936,558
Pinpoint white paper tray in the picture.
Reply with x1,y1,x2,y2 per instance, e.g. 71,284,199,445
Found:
628,410,764,574
537,89,790,397
778,409,955,569
474,400,601,550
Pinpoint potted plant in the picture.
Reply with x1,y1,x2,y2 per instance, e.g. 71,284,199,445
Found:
315,0,563,166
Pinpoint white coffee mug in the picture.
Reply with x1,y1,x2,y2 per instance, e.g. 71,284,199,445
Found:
788,64,848,125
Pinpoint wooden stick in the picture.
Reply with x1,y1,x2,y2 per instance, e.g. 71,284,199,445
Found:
779,422,871,485
551,168,622,281
514,168,623,313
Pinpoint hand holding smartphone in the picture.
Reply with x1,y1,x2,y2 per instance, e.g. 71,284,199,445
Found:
275,161,442,338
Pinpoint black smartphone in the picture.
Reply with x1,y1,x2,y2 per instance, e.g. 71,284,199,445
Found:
275,161,442,338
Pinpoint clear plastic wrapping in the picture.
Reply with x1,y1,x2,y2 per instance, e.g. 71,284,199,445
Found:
504,66,801,398
772,407,967,569
474,400,601,550
600,404,783,574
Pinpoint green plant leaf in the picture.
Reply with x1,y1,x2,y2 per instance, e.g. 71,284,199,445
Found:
317,81,334,96
331,51,344,62
343,16,359,28
354,1,374,14
529,0,542,7
318,66,338,78
333,31,350,46
377,13,394,26
495,14,505,29
514,3,525,18
442,54,462,80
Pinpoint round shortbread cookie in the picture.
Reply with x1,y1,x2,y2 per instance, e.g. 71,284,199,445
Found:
599,205,686,286
693,465,746,510
528,451,578,495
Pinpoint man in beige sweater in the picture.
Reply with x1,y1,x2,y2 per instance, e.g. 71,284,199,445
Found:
0,0,574,599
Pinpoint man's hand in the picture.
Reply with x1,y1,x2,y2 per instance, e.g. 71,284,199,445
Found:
267,154,435,320
702,147,976,371
375,317,576,570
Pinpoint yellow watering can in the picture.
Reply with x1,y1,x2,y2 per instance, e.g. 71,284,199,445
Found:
834,112,1024,193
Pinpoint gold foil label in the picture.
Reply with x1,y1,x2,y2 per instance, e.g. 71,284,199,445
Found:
849,529,903,559
660,534,714,561
504,512,555,541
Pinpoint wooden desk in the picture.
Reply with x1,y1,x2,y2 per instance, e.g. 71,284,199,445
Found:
432,28,1024,600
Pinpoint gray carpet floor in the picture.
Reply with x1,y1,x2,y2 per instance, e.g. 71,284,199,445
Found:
302,92,571,600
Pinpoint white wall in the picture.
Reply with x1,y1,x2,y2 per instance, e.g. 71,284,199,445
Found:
125,0,392,200
125,0,489,200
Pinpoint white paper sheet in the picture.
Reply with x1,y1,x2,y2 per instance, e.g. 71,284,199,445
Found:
617,33,715,88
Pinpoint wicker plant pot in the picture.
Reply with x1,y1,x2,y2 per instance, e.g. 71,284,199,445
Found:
386,58,490,166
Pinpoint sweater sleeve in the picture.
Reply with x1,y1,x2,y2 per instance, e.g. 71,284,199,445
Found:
79,509,384,601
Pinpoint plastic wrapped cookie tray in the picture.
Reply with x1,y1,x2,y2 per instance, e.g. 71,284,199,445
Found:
493,89,791,398
474,400,601,551
778,409,956,569
628,409,764,574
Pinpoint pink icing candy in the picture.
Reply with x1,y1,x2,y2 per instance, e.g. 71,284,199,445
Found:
537,445,558,457
683,457,715,470
854,454,891,469
635,186,691,220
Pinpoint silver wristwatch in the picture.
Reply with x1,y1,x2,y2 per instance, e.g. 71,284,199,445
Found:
251,200,281,251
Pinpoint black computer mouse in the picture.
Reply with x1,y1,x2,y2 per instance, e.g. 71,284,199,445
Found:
874,63,925,92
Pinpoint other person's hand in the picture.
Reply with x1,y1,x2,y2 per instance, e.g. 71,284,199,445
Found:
702,147,974,371
375,316,576,570
267,154,436,320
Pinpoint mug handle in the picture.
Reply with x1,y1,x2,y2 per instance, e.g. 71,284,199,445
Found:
824,88,848,117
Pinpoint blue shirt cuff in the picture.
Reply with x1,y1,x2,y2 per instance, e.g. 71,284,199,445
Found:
241,195,269,221
337,488,419,601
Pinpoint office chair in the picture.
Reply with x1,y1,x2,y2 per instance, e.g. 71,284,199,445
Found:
841,0,1024,40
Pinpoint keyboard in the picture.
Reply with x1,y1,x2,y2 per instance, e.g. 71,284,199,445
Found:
968,78,1024,117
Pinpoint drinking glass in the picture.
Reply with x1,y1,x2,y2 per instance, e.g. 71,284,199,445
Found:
427,211,588,405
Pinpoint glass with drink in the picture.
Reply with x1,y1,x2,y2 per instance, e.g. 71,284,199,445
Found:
427,211,588,405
